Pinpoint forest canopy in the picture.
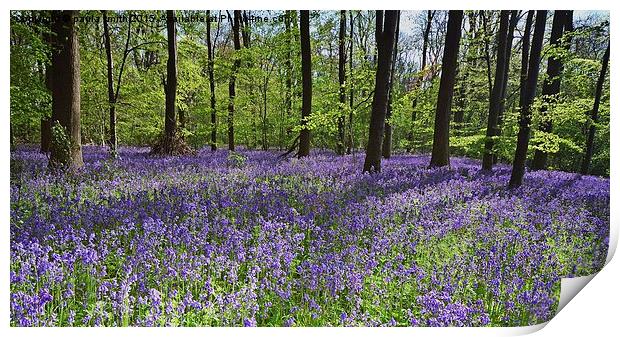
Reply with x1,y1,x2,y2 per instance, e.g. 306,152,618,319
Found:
9,10,610,175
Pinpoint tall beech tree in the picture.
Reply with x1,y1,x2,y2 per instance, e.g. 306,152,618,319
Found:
41,29,52,154
297,10,312,158
207,10,218,151
336,10,347,155
482,11,510,170
362,10,399,173
581,43,610,174
429,10,463,168
382,12,400,159
346,10,355,154
518,11,535,114
102,11,117,156
284,10,293,118
102,10,132,157
531,10,572,170
49,10,83,169
495,10,519,149
509,10,548,188
162,10,178,151
228,11,242,151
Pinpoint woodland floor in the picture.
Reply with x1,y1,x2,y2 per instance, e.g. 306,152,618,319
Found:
10,146,609,326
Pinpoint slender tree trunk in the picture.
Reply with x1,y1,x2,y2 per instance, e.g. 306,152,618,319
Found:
482,11,510,170
241,11,251,48
532,10,571,170
347,11,355,154
519,11,534,116
453,58,465,127
207,11,217,151
494,10,519,159
164,10,178,144
41,19,53,153
580,43,609,175
429,11,463,168
41,65,52,153
337,10,347,155
178,107,185,130
285,11,293,118
49,10,83,169
480,11,494,103
509,10,547,188
362,10,399,173
297,10,312,158
382,13,400,159
228,10,242,151
408,10,434,149
564,11,574,43
102,11,118,156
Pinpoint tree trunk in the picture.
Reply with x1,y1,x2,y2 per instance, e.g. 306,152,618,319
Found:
347,10,355,155
228,10,242,151
480,11,494,104
518,11,534,117
336,10,347,155
102,11,118,156
408,10,434,149
429,10,463,168
41,19,53,153
285,10,293,118
382,13,400,159
482,11,510,170
580,43,609,175
164,10,178,142
41,63,52,153
297,10,312,158
532,10,571,170
241,11,251,48
207,10,217,151
362,10,399,173
49,10,82,170
509,10,547,188
494,10,519,159
178,107,185,130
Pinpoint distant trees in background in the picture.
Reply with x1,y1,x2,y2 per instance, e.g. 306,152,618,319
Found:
10,10,611,178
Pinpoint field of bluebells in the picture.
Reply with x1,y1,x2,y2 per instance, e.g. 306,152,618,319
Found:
10,146,609,327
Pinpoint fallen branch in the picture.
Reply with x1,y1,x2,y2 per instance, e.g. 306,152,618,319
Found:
278,134,300,159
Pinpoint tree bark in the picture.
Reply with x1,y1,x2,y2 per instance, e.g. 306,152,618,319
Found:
495,10,519,144
228,10,242,151
284,10,293,118
41,21,53,153
347,10,355,154
297,10,312,158
382,12,400,159
50,10,83,169
509,10,547,188
482,11,510,170
207,10,217,151
480,11,494,103
362,10,399,173
102,11,118,156
532,10,571,170
518,11,534,117
337,10,347,155
164,10,178,142
429,10,463,168
580,43,609,175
